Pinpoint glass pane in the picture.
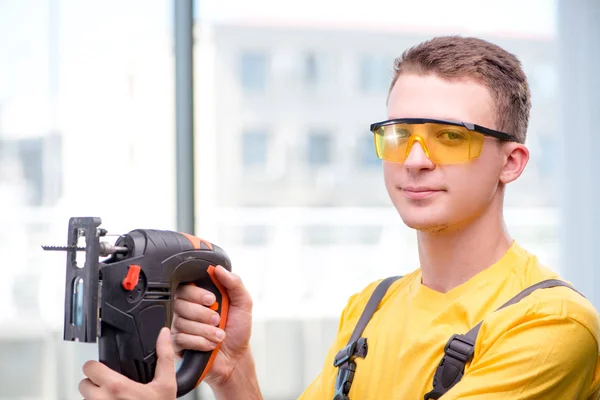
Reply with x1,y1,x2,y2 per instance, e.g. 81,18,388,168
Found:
242,130,269,166
307,132,332,166
240,51,268,92
0,0,175,399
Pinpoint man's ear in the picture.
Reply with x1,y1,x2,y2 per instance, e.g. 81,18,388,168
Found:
499,142,529,185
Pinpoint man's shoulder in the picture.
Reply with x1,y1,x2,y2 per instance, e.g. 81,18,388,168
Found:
493,246,600,348
516,245,599,331
523,278,600,345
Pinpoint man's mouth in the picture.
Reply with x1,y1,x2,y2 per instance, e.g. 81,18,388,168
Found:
399,186,444,200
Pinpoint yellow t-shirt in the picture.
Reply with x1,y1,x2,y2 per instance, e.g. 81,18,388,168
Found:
298,241,600,399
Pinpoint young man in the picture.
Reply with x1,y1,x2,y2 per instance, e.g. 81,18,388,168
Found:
79,36,600,399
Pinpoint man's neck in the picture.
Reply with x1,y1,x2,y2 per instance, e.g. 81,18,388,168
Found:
417,204,513,293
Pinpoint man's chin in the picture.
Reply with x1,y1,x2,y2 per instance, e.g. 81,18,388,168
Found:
398,211,451,233
405,220,450,234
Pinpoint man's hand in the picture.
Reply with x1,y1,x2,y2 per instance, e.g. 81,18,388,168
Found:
79,327,176,400
171,264,254,388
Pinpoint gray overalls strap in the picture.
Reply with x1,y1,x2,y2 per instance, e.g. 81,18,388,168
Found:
331,278,585,400
332,276,402,400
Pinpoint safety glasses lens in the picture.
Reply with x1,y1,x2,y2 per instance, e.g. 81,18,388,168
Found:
373,123,485,164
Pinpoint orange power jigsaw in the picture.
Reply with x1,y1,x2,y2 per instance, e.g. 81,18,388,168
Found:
43,217,231,397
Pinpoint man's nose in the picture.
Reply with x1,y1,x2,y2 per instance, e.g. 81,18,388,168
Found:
404,138,435,170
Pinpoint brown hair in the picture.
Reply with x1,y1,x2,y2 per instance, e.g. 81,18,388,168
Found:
389,35,531,144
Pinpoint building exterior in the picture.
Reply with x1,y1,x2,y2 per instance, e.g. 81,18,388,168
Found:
209,22,560,212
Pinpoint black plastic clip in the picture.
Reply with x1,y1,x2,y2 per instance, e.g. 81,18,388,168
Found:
424,334,475,400
332,338,368,400
444,334,475,362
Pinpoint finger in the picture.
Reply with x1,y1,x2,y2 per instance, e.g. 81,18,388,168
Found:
172,309,220,330
175,284,216,307
79,378,103,399
172,331,221,353
82,360,116,386
173,298,220,325
173,314,225,343
214,265,253,312
82,360,143,399
153,328,177,391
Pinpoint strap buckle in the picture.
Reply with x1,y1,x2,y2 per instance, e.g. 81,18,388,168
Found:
444,334,475,362
333,361,356,400
332,338,368,400
333,338,368,368
423,334,475,400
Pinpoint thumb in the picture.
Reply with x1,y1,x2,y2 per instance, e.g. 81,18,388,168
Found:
214,265,252,312
153,327,176,384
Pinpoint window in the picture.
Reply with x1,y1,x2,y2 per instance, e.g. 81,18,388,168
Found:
240,51,268,92
359,55,393,94
17,137,44,206
303,52,330,88
242,225,270,246
302,225,336,246
338,225,383,245
538,135,557,178
242,130,269,167
0,134,63,207
533,64,558,100
304,53,318,86
360,134,381,167
307,130,333,167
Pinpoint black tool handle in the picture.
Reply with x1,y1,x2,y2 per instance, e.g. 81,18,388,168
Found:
170,260,229,397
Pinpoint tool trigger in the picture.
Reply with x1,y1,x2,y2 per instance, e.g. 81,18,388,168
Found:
122,264,141,291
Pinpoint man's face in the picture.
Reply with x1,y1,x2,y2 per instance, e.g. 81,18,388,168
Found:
383,73,523,233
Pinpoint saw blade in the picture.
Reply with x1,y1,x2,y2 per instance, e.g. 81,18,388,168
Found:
41,245,86,251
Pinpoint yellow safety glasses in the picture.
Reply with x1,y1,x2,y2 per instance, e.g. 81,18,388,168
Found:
370,118,515,164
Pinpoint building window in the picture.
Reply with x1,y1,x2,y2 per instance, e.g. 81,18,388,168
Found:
242,225,270,246
307,130,333,167
338,225,383,245
242,130,269,167
239,51,268,92
302,225,336,246
304,53,318,86
0,134,62,207
533,64,558,101
360,134,381,167
303,52,331,88
538,136,557,178
17,138,44,206
359,55,393,94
